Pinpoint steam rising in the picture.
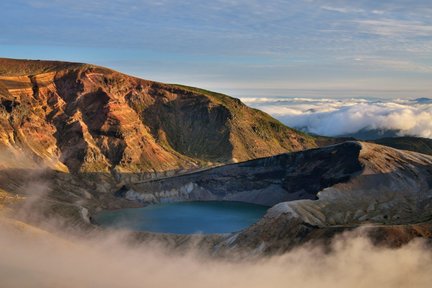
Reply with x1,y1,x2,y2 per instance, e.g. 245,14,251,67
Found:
1,220,432,288
241,97,432,138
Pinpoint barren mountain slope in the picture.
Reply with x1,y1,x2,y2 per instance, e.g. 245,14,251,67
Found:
0,58,316,175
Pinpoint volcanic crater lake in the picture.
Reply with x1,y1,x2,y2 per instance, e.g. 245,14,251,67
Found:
94,201,269,234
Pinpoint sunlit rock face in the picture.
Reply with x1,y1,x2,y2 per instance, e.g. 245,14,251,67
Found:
0,58,316,175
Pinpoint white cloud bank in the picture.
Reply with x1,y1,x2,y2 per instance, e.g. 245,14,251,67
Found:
241,97,432,138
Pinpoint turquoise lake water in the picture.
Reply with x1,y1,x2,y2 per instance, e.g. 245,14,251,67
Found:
94,201,269,234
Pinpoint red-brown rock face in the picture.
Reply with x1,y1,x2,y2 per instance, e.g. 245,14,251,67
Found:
0,58,316,174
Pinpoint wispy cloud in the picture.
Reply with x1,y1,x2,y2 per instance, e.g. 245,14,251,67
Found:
371,10,385,15
352,57,432,73
354,19,432,37
321,5,364,14
1,0,432,95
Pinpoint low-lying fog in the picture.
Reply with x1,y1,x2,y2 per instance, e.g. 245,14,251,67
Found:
1,221,431,288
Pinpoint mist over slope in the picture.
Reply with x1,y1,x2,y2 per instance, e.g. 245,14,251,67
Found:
242,97,432,139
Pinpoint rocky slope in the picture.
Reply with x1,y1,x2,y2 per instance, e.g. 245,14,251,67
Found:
227,142,432,253
0,58,316,177
121,141,432,252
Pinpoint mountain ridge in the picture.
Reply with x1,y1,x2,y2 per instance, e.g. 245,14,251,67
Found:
0,58,316,175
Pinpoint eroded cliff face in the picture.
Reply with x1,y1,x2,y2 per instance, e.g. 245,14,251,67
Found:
0,58,316,176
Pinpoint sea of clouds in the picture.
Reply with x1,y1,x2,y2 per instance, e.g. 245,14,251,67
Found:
241,97,432,139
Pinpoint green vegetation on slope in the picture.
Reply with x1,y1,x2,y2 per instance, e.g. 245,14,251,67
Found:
172,84,316,141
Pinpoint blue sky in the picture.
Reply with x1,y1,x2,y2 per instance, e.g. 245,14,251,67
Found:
1,0,432,98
